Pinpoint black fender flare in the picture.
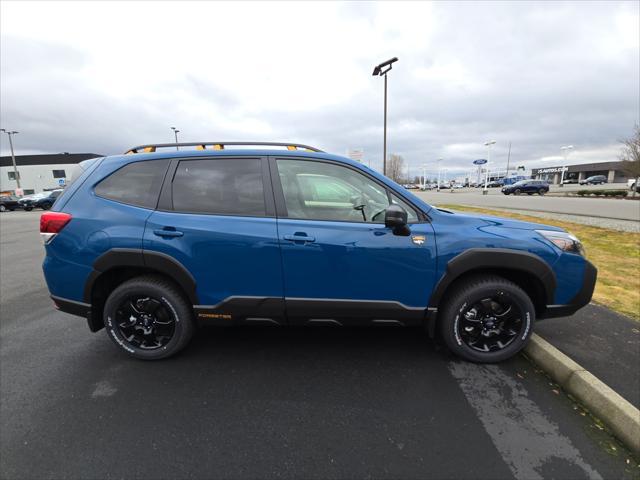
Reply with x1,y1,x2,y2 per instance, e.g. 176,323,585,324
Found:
84,248,199,305
428,248,556,310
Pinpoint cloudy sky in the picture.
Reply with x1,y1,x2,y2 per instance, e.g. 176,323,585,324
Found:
1,1,638,177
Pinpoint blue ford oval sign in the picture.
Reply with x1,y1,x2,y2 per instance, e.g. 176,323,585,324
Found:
473,159,488,165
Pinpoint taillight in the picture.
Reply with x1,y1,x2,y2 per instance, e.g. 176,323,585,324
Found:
40,212,72,244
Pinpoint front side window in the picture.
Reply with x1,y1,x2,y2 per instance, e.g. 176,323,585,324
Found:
277,159,418,223
95,159,170,208
172,158,265,216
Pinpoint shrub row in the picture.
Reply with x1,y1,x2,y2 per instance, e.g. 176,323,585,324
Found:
576,189,628,197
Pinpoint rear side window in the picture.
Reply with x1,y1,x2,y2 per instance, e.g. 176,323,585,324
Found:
95,159,170,208
171,158,265,216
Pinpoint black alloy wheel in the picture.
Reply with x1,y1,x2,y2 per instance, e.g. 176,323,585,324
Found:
114,296,176,350
103,275,195,359
514,188,521,195
456,294,524,353
439,275,534,363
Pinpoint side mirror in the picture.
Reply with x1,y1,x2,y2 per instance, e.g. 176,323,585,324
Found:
385,204,410,236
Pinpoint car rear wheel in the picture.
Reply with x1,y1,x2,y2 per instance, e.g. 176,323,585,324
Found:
103,275,195,360
514,189,521,195
439,275,535,363
538,188,546,195
0,205,6,212
41,203,52,210
24,207,33,211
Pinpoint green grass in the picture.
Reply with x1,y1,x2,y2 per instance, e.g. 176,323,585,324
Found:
436,204,640,321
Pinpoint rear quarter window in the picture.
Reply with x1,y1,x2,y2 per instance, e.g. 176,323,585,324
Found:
95,159,170,209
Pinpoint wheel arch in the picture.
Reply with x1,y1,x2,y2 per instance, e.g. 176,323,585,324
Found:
426,248,556,335
84,248,198,332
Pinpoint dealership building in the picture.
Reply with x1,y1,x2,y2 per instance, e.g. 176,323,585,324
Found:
531,160,631,185
0,153,102,195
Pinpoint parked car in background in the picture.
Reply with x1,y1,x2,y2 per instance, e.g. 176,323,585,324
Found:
562,178,578,184
579,175,607,185
19,189,63,211
0,195,22,212
502,180,549,195
487,179,504,188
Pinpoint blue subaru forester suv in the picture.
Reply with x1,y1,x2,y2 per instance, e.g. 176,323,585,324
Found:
41,142,596,362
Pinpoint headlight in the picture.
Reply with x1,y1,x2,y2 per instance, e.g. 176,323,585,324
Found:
536,230,585,256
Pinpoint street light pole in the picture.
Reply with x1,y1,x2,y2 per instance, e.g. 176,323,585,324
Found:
483,140,496,194
171,127,180,150
372,57,398,177
436,158,442,192
560,145,574,186
1,129,21,189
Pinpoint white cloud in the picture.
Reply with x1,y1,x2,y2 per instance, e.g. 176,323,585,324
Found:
1,0,638,176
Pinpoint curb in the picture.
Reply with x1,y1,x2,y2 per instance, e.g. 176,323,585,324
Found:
524,334,640,455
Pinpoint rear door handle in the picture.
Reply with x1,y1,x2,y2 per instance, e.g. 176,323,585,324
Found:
283,234,315,243
153,229,184,238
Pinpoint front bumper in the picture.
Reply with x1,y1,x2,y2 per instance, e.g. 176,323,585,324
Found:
540,260,597,319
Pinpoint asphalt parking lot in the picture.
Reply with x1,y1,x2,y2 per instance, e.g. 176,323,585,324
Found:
0,210,637,479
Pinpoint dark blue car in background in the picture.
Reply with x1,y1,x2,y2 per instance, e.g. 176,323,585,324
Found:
502,179,550,195
41,142,595,362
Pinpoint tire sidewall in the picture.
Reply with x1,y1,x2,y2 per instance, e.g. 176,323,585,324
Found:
103,281,191,360
444,283,535,363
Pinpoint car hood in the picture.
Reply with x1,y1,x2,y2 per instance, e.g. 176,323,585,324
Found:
436,208,564,232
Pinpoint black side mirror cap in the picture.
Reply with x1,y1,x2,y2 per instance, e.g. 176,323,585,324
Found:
385,204,410,236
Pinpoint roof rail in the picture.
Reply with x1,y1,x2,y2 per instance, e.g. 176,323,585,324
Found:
124,141,323,154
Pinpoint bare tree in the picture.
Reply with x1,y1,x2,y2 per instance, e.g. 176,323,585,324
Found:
387,154,405,183
620,125,640,196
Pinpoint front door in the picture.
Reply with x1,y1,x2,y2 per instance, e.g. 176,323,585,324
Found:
144,156,285,325
272,157,437,326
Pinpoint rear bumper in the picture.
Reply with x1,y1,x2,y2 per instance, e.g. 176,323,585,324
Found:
540,260,597,319
50,295,102,332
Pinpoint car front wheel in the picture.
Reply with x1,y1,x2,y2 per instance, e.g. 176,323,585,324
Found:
538,188,546,195
103,275,195,360
439,275,535,363
0,205,6,212
514,189,521,195
24,207,33,211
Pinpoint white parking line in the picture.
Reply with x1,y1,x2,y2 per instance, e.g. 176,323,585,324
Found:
449,361,602,480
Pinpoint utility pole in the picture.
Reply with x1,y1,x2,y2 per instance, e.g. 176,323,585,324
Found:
483,140,496,194
372,57,398,176
1,129,21,189
506,141,512,177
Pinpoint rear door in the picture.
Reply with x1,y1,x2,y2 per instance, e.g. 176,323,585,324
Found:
144,156,285,325
271,156,437,326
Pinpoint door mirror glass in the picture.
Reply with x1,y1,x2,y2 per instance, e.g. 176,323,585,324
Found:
385,204,410,235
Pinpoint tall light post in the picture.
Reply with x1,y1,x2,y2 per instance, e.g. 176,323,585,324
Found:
421,163,427,190
483,140,496,194
1,129,20,189
436,157,443,192
560,145,574,186
372,57,398,176
171,127,180,150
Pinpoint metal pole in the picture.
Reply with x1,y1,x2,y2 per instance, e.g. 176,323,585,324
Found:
174,130,179,150
6,132,20,189
506,141,511,177
383,74,387,176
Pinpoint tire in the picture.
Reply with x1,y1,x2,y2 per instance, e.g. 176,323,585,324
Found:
24,207,33,211
103,275,195,360
514,189,521,195
0,205,6,212
439,275,535,363
41,203,52,210
527,193,533,195
538,188,545,195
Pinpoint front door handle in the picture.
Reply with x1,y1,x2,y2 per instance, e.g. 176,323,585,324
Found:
283,234,315,243
153,228,184,238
